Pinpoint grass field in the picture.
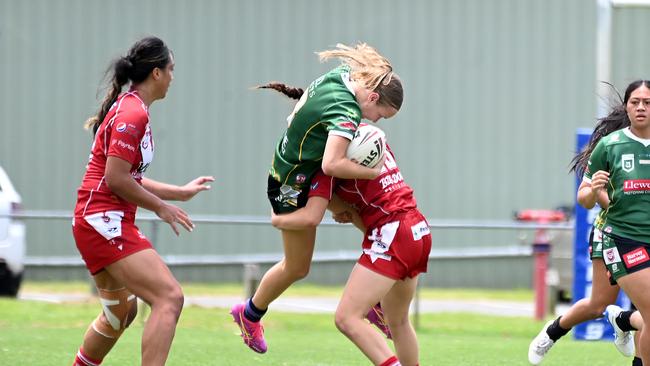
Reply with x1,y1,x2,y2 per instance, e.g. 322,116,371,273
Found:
0,282,628,365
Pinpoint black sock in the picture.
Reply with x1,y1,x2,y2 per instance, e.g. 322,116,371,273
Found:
243,298,267,323
632,356,643,366
616,310,638,332
546,316,571,342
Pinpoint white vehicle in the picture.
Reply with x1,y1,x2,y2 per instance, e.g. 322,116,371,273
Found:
0,165,25,296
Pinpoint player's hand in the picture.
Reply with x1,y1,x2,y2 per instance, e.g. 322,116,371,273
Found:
591,170,609,195
179,176,215,201
332,210,353,224
155,202,194,235
370,155,387,178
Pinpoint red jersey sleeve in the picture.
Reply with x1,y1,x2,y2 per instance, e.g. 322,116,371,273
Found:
106,107,148,165
308,171,336,200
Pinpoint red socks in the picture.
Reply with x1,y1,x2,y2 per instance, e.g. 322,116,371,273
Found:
73,348,102,366
380,356,401,366
379,356,419,366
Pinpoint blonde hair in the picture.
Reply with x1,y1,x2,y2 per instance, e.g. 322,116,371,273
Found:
318,43,393,91
318,43,402,110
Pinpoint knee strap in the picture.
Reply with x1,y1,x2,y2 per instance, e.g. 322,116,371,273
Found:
92,287,137,339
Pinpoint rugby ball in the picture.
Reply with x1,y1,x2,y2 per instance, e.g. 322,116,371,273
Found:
346,124,386,168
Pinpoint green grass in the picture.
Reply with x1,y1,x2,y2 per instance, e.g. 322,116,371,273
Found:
0,283,624,366
21,281,534,302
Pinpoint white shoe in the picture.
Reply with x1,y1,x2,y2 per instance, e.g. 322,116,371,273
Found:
528,320,555,365
606,305,635,357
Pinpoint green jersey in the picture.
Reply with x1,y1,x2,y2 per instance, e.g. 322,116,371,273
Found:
585,127,650,242
269,65,362,189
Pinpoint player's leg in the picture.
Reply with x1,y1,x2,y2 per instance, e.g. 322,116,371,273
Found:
381,275,419,366
231,227,317,353
617,269,650,364
554,259,619,333
335,263,397,365
104,249,184,366
252,227,317,309
529,251,618,364
73,270,137,366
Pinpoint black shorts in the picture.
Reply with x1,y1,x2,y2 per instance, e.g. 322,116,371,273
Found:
589,226,604,260
267,175,309,214
603,233,650,283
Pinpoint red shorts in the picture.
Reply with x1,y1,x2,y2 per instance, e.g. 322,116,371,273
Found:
358,210,431,280
72,210,152,275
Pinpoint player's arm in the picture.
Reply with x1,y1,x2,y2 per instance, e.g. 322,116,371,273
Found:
578,140,610,209
322,135,382,179
271,196,330,230
105,157,193,235
328,194,365,232
576,176,610,209
142,176,214,201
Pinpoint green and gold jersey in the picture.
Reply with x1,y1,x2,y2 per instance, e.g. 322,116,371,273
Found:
269,65,362,189
593,209,605,230
585,127,650,242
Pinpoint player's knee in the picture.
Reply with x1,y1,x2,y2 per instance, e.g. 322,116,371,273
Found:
334,309,353,334
124,299,138,327
160,285,184,317
92,288,138,339
286,264,311,281
587,300,610,317
386,313,410,330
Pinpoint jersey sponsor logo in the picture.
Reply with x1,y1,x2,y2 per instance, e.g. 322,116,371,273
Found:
411,220,430,241
114,139,136,152
379,172,404,190
623,247,650,268
622,154,635,172
603,247,622,265
116,122,127,132
623,179,650,193
310,181,319,191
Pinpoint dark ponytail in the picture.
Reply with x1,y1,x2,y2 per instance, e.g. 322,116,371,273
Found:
570,80,650,174
84,36,171,135
256,82,304,100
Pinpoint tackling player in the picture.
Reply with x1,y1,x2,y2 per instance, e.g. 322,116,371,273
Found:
271,142,430,366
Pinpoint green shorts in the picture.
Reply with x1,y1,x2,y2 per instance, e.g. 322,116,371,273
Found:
602,233,650,282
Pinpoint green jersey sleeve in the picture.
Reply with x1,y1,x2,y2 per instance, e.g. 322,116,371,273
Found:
584,138,608,181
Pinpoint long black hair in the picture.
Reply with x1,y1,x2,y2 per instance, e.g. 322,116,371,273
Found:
84,36,171,135
570,80,650,174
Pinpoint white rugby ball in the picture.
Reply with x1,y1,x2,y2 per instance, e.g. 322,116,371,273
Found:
346,124,386,168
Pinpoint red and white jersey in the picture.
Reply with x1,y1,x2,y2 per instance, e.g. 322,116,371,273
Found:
74,90,154,217
309,145,417,228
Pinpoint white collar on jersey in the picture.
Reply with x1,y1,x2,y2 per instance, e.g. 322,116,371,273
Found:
340,72,356,95
623,127,650,147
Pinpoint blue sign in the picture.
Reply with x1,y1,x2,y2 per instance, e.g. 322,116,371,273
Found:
573,128,630,340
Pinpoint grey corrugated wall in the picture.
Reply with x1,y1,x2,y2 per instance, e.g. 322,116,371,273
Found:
2,0,647,286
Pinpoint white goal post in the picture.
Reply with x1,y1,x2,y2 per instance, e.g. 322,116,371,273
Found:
596,0,650,117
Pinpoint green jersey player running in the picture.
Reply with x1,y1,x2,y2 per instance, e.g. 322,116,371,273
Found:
529,80,650,365
230,43,404,354
529,81,646,366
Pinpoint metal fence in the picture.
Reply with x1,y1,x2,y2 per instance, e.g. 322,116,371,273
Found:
8,210,574,267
